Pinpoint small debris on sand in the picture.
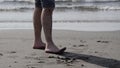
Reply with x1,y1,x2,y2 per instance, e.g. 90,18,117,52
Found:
48,56,56,58
81,64,85,67
97,40,110,43
0,53,3,56
8,65,12,67
78,45,85,47
80,40,86,43
73,45,77,47
37,61,45,63
73,44,86,47
9,51,16,54
31,66,36,68
95,51,98,53
14,61,18,63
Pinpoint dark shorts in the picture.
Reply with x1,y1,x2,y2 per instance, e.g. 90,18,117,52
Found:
35,0,55,8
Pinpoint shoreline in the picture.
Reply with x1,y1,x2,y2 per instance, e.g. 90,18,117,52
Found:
0,23,120,31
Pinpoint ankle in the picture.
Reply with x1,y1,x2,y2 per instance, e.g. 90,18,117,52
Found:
35,38,42,41
46,41,55,45
34,40,45,45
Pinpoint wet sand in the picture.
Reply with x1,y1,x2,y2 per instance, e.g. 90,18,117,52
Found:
0,29,120,68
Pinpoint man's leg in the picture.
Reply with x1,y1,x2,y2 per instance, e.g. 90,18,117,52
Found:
33,7,45,49
41,8,60,52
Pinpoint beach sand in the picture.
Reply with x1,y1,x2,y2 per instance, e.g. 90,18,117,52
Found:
0,29,120,68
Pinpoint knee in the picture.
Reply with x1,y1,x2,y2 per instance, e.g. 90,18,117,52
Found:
43,8,54,14
35,7,42,11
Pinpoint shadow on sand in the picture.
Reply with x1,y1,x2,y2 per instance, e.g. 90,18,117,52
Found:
59,52,120,68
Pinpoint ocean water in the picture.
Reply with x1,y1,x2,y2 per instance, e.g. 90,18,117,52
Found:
0,0,120,11
0,0,120,31
0,11,120,23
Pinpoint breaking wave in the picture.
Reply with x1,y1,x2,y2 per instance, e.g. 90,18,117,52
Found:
0,1,120,11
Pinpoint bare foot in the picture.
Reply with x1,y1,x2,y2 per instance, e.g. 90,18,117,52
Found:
33,41,45,49
45,44,59,52
45,43,66,54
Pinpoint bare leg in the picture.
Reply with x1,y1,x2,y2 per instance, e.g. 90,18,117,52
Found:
41,8,59,52
33,7,45,49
